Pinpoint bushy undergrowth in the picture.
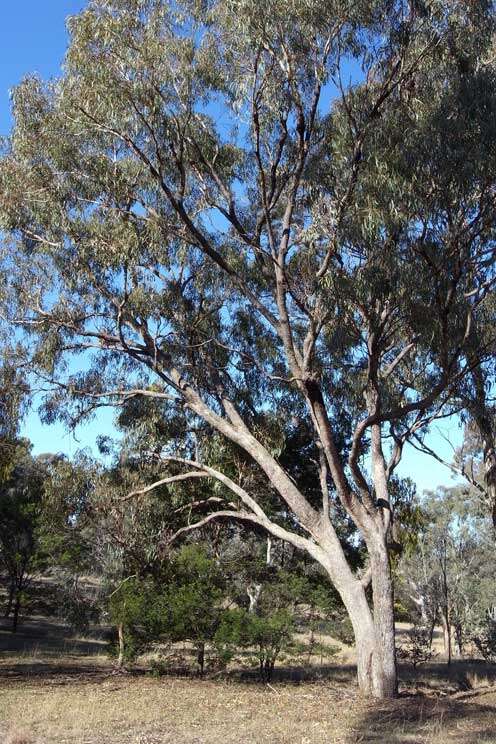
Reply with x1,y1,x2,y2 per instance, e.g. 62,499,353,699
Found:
472,616,496,663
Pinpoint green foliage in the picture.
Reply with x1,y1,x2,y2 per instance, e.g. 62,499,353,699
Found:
108,577,150,662
104,540,337,680
39,454,94,573
158,545,227,659
389,478,427,558
57,581,101,635
0,364,29,481
0,443,52,628
397,622,436,669
471,615,496,663
397,485,496,656
106,545,228,669
215,607,296,682
109,577,148,631
326,615,355,647
1,0,493,473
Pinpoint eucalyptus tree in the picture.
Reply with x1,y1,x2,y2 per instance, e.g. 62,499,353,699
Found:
1,0,496,697
399,486,496,660
457,357,496,526
0,444,50,631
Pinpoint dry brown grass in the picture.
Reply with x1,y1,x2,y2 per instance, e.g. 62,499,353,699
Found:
2,613,496,743
1,674,496,744
0,676,355,744
356,691,496,743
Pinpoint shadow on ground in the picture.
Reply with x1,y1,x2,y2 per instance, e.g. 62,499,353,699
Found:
0,617,107,657
349,692,496,743
398,659,496,693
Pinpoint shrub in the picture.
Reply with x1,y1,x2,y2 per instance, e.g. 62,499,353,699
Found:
215,607,295,682
397,622,436,669
327,615,355,646
471,616,496,662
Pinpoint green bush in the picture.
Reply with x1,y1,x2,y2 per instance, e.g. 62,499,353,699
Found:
107,578,150,663
106,545,228,672
472,616,496,662
215,607,295,682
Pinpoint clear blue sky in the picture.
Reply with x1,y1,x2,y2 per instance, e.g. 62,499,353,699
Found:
0,2,85,133
2,2,463,492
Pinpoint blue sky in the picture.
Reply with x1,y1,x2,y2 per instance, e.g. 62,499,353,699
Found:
1,2,463,492
0,2,85,133
1,1,109,459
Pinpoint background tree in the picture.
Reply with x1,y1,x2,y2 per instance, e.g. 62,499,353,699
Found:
0,443,50,631
0,363,29,479
158,544,228,675
397,485,496,662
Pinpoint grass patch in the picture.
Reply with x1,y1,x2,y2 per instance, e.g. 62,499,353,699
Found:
1,614,496,743
1,675,496,743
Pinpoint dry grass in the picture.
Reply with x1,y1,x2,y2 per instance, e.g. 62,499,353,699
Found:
0,676,356,744
2,613,496,743
355,691,496,743
1,674,496,744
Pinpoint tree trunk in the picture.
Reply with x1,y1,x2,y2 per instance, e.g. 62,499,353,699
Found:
197,642,205,676
369,543,397,698
266,536,272,566
348,539,397,698
247,583,262,614
11,594,21,633
326,566,396,698
466,366,496,527
247,536,271,613
4,579,15,618
482,440,496,528
316,529,397,698
117,623,125,668
454,623,463,656
441,613,452,665
352,612,396,698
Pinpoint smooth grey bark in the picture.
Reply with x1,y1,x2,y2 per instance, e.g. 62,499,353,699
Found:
478,418,496,527
247,583,262,614
333,566,396,698
369,541,397,697
313,524,397,698
247,536,271,614
117,623,125,668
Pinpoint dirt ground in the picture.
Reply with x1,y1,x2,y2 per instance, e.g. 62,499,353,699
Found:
1,615,496,744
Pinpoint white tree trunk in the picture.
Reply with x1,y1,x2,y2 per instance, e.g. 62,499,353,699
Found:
316,530,397,698
117,623,125,668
